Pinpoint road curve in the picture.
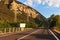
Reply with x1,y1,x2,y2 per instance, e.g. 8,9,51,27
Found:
18,29,57,40
0,28,59,40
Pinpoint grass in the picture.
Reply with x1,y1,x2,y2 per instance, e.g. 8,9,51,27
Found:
25,28,33,30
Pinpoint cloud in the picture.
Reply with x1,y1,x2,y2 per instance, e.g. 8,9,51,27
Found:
47,0,60,8
23,0,60,8
34,0,42,4
24,0,33,6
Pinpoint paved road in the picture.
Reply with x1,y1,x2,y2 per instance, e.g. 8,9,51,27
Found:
0,28,59,40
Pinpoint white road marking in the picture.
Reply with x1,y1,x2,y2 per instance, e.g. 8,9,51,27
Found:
17,29,40,40
49,29,59,40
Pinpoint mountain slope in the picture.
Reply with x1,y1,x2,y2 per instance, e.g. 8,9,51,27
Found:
0,2,14,21
0,0,49,27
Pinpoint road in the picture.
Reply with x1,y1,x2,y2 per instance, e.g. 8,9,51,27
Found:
0,28,59,40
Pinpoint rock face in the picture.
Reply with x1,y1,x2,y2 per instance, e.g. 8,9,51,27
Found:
0,0,49,27
0,0,9,4
0,0,44,19
9,0,46,21
10,0,38,18
0,0,38,18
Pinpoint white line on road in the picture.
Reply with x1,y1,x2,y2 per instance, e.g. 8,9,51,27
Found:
49,29,59,40
17,29,40,40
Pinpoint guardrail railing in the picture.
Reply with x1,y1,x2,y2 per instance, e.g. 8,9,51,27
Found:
0,28,32,34
0,28,21,34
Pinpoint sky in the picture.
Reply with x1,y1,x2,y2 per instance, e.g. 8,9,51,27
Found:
17,0,60,18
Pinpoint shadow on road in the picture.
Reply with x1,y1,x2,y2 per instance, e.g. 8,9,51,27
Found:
30,29,56,40
31,34,56,40
18,29,57,40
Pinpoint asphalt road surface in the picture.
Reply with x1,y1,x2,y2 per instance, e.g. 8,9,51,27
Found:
0,28,60,40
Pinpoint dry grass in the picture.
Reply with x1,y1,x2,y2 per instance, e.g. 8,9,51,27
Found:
25,28,33,30
53,27,60,34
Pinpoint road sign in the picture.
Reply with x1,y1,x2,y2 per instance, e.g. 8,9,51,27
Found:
20,23,26,31
20,23,26,28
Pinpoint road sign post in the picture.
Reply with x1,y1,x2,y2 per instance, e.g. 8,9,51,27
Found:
20,23,26,31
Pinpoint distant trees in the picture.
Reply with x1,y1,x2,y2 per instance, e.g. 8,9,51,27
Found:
55,15,60,28
48,14,60,28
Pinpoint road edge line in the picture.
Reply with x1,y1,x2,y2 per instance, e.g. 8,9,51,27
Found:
49,29,59,40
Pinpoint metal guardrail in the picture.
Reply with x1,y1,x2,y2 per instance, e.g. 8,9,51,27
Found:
0,28,32,34
0,28,21,34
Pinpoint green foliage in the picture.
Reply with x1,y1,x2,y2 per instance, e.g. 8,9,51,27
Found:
48,14,60,28
26,21,38,28
0,19,38,28
0,20,19,28
9,22,19,27
0,20,11,28
19,20,38,28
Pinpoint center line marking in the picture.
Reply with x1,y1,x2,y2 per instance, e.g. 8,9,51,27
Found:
17,29,40,40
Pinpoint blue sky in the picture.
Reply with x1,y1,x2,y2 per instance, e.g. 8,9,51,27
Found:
17,0,60,18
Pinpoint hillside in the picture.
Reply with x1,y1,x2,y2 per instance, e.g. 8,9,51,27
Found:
0,2,14,21
0,0,48,27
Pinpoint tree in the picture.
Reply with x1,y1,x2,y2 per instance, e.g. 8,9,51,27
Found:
48,14,60,28
0,20,11,28
55,15,60,28
48,14,56,28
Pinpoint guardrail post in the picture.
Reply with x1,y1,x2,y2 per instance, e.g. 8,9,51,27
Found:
9,28,11,33
21,27,25,31
13,28,15,32
4,28,6,33
0,28,2,34
16,28,17,32
18,28,20,32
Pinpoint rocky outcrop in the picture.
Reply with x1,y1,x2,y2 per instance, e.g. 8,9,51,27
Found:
0,0,49,27
10,0,39,18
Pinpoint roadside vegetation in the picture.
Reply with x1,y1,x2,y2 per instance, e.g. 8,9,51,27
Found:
0,19,41,28
48,14,60,32
48,14,60,28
